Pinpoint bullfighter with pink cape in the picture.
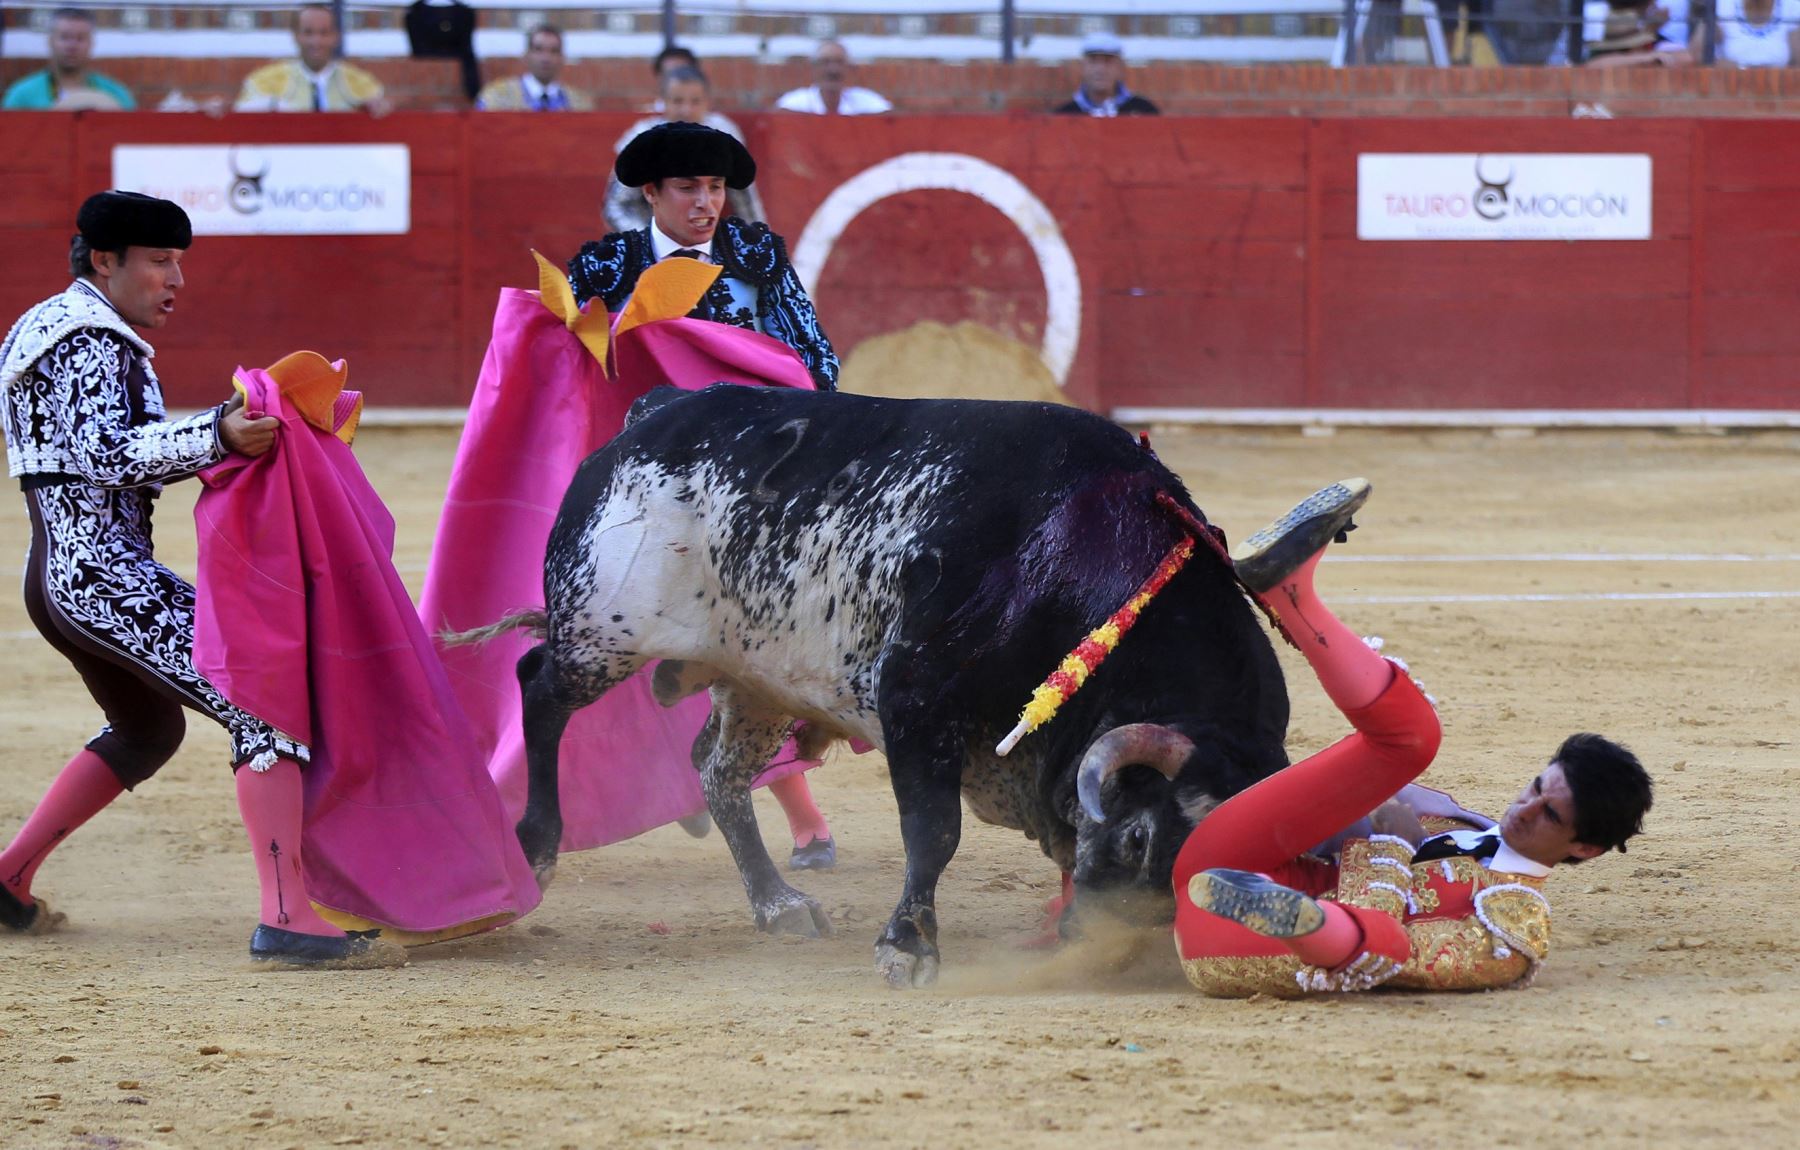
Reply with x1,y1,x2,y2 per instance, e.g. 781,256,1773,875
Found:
193,353,542,944
419,256,831,854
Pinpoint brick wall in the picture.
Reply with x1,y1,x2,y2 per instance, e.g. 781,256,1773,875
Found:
7,57,1800,117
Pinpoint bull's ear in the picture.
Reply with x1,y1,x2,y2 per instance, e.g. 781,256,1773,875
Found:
1178,790,1221,825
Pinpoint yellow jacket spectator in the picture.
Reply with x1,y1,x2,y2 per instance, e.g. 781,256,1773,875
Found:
475,23,591,111
234,4,391,114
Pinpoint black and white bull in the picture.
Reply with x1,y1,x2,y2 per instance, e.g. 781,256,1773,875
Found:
510,384,1290,987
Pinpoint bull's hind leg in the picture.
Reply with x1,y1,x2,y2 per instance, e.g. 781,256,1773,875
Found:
703,684,832,938
515,643,642,890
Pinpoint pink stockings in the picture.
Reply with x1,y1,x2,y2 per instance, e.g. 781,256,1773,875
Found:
0,749,124,905
235,759,342,937
1174,542,1441,970
769,772,831,847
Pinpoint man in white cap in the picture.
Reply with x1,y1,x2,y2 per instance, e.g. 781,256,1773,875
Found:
1054,33,1160,116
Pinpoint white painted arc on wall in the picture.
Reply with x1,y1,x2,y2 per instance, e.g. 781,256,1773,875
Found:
791,152,1081,387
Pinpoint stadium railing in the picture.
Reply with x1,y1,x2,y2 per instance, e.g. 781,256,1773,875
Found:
0,0,1452,66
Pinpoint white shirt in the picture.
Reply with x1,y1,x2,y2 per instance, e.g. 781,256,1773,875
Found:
774,85,891,115
519,73,564,109
1716,0,1800,66
649,221,714,264
1422,826,1553,879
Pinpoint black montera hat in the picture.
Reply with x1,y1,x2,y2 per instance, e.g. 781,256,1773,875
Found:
76,190,193,251
615,121,756,190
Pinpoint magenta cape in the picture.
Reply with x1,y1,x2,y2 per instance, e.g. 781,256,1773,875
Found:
191,366,542,936
418,289,821,852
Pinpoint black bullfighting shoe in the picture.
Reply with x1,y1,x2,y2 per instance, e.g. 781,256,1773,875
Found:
1230,478,1371,594
788,835,837,871
249,925,409,970
1186,868,1326,939
2,886,65,934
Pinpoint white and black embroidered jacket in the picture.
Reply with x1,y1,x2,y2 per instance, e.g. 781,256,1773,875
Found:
1,281,225,488
566,218,840,391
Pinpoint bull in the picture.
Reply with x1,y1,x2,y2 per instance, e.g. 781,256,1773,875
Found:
511,384,1290,987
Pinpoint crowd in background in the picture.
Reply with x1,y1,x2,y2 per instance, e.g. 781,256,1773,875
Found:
3,5,1164,117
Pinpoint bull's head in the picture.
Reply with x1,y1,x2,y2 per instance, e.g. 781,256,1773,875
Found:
1066,723,1229,925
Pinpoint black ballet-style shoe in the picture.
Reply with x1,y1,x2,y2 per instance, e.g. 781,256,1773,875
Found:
1186,868,1327,939
787,836,837,871
1230,478,1372,594
249,924,408,970
2,886,64,935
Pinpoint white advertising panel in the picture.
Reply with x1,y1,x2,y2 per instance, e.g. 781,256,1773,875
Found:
1357,153,1651,241
112,144,411,236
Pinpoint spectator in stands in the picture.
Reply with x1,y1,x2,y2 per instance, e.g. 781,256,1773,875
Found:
2,7,134,111
476,23,591,111
1054,33,1159,117
655,44,701,80
1583,5,1670,64
1695,0,1800,65
234,4,393,115
606,66,763,232
774,39,891,115
405,0,479,103
1649,0,1696,54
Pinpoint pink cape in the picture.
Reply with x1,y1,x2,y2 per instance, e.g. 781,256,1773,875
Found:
418,290,822,852
192,368,542,935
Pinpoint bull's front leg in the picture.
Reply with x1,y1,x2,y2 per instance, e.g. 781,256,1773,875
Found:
515,643,638,891
874,732,964,989
703,685,833,938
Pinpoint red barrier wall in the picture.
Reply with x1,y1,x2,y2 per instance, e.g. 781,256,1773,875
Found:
3,112,1797,413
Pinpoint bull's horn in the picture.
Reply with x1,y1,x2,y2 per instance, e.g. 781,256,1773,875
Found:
1076,724,1196,822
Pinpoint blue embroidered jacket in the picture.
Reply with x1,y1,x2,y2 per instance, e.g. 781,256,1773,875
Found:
566,217,839,391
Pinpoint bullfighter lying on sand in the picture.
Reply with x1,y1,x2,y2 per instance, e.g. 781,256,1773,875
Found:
1172,479,1654,996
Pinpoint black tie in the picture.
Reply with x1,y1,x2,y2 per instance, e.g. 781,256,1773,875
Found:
670,249,706,261
1412,832,1501,864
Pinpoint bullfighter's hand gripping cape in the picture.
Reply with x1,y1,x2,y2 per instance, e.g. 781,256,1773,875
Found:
418,255,823,852
191,353,543,943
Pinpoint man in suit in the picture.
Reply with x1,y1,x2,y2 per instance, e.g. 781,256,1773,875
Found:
1172,479,1653,996
234,4,391,115
564,121,841,866
568,121,839,392
475,23,591,111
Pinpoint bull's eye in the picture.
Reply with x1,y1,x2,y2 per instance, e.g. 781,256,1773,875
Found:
1127,826,1148,854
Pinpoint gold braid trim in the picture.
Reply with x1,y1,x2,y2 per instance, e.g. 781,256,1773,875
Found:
1179,952,1310,999
1335,835,1417,919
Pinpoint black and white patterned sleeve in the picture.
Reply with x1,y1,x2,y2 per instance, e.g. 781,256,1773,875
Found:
762,264,840,392
46,329,225,489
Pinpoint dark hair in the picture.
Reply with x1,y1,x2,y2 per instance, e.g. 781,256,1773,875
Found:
296,3,336,30
50,7,96,25
69,234,128,277
1555,732,1653,860
660,65,709,92
654,44,698,76
526,22,563,50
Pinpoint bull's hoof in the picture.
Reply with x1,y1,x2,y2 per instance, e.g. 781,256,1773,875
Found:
531,859,558,893
875,943,939,989
676,810,712,838
756,893,833,938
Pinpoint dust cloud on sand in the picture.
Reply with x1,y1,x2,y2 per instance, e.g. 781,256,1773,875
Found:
4,426,1799,1147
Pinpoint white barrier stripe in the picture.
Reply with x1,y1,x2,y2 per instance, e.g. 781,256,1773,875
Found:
1331,553,1800,564
1337,590,1800,605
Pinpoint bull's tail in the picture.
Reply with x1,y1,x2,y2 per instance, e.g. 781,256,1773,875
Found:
440,608,549,647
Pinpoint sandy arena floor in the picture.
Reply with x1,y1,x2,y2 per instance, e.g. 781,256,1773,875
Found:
4,424,1799,1149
